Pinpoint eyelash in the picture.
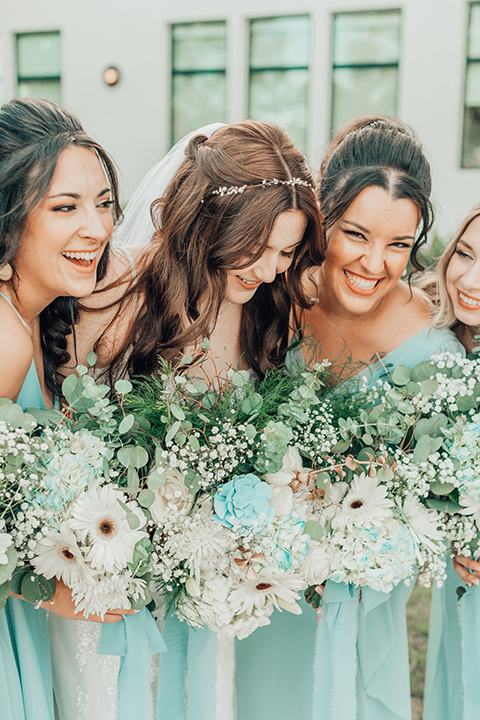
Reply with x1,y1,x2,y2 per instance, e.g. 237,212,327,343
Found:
345,231,411,250
53,199,114,212
281,249,296,259
455,248,472,260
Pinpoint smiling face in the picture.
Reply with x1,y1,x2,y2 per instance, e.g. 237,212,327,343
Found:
12,145,113,306
224,209,308,305
319,185,420,317
446,215,480,326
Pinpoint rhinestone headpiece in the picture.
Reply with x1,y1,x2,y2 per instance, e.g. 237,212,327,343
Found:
206,177,315,200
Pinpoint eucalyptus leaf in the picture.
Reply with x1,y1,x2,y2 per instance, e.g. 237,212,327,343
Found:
119,414,135,434
406,381,420,395
188,435,200,452
430,481,455,496
171,404,185,421
138,489,156,508
413,434,433,464
241,393,263,415
245,424,257,440
457,395,477,412
304,521,324,541
315,471,330,488
21,573,55,605
420,379,439,396
115,379,133,395
165,421,181,443
129,446,149,469
391,366,411,386
362,433,373,445
426,498,461,513
127,466,140,488
62,373,79,400
86,351,97,367
10,566,30,595
148,469,166,489
117,447,132,467
411,360,436,382
0,546,17,584
332,439,350,453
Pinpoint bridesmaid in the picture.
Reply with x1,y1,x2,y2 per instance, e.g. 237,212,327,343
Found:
69,119,324,719
0,97,123,720
424,202,480,720
235,116,463,720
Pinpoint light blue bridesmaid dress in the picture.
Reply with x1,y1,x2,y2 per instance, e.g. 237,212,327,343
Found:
235,325,463,720
0,290,54,720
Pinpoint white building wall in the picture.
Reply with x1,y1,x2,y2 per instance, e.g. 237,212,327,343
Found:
0,0,478,238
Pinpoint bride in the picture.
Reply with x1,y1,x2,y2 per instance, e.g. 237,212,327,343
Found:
52,119,323,718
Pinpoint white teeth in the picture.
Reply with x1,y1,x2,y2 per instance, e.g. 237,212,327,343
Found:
62,251,97,261
240,277,258,285
459,291,480,307
344,270,378,290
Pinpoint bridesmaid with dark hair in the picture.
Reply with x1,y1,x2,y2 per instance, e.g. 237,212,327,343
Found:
236,116,463,720
0,96,122,719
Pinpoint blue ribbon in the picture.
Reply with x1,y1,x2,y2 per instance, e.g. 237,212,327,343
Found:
98,608,166,720
313,580,413,720
459,585,480,719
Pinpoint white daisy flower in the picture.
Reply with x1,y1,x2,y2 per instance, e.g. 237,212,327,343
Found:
71,572,137,618
31,524,95,587
332,473,394,531
69,485,147,573
228,567,303,616
395,496,446,553
459,493,480,530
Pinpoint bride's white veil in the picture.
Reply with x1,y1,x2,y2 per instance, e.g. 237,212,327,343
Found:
113,122,224,247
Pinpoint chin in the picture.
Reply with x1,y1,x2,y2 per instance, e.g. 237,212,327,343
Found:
455,306,480,327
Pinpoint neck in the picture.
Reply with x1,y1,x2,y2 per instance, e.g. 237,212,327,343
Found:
0,279,55,326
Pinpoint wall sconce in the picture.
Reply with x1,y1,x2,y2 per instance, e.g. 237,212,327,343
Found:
103,67,120,86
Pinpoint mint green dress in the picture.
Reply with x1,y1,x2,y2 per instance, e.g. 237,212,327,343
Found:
235,325,463,720
0,291,55,719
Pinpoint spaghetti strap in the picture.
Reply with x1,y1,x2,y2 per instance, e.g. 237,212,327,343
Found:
0,291,28,329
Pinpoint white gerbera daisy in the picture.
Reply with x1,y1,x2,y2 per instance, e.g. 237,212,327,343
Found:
228,567,303,616
395,496,446,553
69,485,147,573
32,524,95,587
459,493,480,529
332,473,394,531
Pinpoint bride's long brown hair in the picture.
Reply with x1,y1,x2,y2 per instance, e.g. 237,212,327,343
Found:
107,120,324,379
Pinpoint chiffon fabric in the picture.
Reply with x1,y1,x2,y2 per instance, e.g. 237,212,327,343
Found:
0,290,54,720
235,325,464,720
424,556,480,719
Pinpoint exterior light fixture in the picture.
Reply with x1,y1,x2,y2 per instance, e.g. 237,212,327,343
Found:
103,66,120,86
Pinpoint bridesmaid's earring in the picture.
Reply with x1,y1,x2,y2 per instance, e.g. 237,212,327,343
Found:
402,269,407,277
0,263,12,281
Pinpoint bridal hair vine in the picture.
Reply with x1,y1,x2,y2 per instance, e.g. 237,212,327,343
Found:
203,177,315,202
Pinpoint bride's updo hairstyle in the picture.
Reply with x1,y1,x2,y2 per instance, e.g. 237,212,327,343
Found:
0,97,121,394
318,114,433,274
113,120,324,378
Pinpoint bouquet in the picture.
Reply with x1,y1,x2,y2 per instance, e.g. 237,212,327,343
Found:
125,357,341,638
0,355,157,616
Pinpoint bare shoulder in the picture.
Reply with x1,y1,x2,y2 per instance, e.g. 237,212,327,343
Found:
398,282,433,323
0,301,34,400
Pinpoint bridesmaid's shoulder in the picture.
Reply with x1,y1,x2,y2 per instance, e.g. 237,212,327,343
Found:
0,300,33,399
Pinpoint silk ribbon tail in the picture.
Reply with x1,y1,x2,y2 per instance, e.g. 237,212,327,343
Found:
98,608,166,720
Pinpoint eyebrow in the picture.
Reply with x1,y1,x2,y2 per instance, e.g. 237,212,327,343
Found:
343,219,415,241
457,238,473,251
47,187,111,200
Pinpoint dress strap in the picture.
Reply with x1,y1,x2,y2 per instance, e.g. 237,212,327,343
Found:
0,291,28,329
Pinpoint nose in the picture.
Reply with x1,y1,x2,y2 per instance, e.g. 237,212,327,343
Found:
360,243,386,276
251,252,278,284
78,205,111,243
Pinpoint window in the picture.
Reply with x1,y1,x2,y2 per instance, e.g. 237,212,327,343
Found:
331,11,401,132
249,16,310,151
462,3,480,167
171,22,227,144
16,32,61,103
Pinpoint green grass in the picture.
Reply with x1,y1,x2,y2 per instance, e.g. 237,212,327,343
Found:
407,583,432,720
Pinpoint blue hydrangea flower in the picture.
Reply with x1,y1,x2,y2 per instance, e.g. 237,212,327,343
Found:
214,474,274,533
